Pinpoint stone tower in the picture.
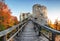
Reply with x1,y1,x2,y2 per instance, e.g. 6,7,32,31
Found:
32,4,47,25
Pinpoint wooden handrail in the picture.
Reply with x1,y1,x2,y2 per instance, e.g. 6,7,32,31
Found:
32,20,60,41
7,22,27,41
0,18,29,41
32,21,60,34
0,21,25,37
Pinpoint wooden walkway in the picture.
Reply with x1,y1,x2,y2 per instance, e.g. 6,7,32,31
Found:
14,21,48,41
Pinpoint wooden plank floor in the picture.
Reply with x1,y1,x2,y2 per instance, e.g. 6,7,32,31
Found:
14,21,48,41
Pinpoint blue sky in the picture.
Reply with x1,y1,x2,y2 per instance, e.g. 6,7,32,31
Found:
5,0,60,22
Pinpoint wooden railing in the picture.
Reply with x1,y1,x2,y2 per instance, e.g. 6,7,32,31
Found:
0,18,29,41
32,20,60,41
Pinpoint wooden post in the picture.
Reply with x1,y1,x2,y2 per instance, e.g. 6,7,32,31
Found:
16,26,19,37
2,35,7,41
51,33,56,41
38,25,41,36
49,32,52,41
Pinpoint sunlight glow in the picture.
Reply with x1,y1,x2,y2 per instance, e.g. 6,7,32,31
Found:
48,14,60,24
58,17,60,21
47,8,60,24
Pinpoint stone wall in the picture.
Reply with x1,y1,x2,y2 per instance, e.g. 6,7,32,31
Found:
32,4,47,25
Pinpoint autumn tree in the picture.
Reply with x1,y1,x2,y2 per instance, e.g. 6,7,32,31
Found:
54,19,60,30
0,2,18,31
13,16,18,25
9,16,18,26
0,2,11,30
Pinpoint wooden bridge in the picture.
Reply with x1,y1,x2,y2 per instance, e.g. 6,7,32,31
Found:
0,18,60,41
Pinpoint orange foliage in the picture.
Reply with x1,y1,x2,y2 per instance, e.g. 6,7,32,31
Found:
54,19,60,31
0,2,18,30
12,16,18,25
9,16,18,26
48,19,60,31
0,2,11,29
